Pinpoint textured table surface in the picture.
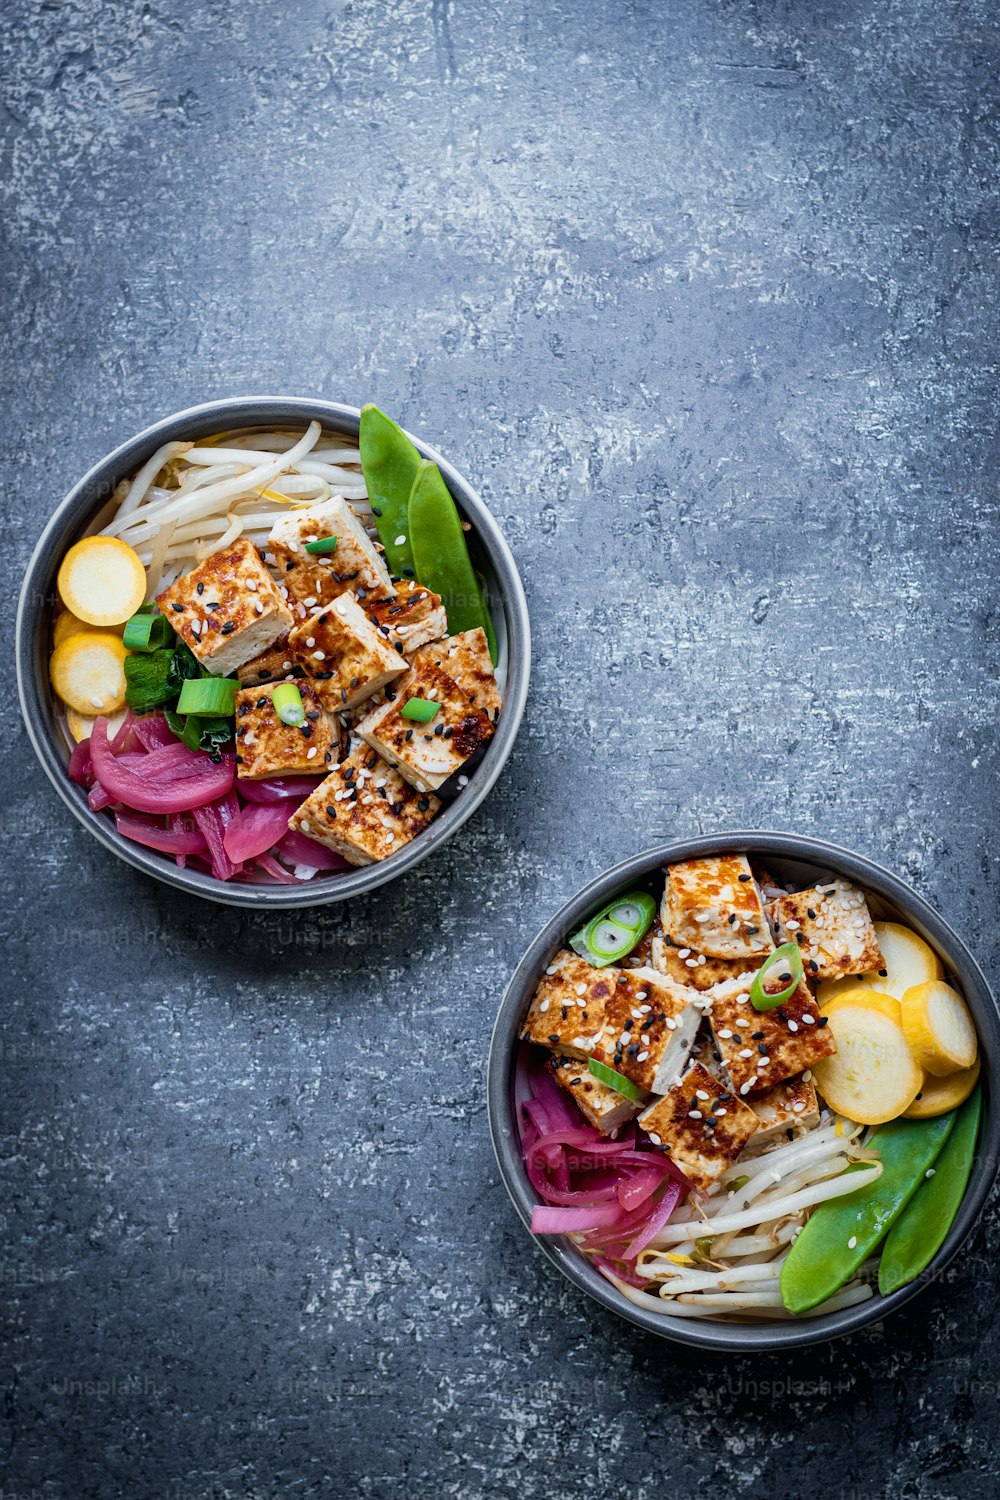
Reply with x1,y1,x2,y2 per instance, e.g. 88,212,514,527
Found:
2,1,999,1496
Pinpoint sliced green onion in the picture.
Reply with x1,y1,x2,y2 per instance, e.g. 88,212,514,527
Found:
587,1058,645,1102
400,697,439,722
570,889,657,968
271,682,306,726
304,534,338,556
123,611,173,652
176,676,237,716
749,941,805,1012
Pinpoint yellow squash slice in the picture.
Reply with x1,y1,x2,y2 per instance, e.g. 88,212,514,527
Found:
822,986,902,1027
57,536,146,627
811,1002,923,1125
817,920,943,1005
901,980,977,1077
904,1057,981,1119
54,609,120,647
66,705,128,742
50,632,129,716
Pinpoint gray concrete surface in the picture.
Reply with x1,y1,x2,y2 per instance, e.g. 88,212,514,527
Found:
2,0,999,1496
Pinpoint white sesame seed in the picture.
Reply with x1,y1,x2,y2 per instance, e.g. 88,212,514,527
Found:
539,999,550,1012
244,731,256,746
575,983,587,996
306,637,316,648
313,650,325,661
545,965,557,975
636,991,647,1001
787,1019,799,1032
300,819,310,832
90,697,104,708
395,535,406,546
282,661,292,671
801,1013,815,1025
384,832,395,845
191,619,201,635
926,1168,936,1178
739,1048,754,1059
640,1033,650,1045
636,1050,649,1062
802,1070,812,1082
639,1004,652,1014
303,596,317,607
785,919,801,930
718,1029,733,1039
848,1236,858,1250
631,1009,644,1020
716,1107,728,1117
575,997,587,1009
247,577,258,591
678,949,691,959
255,600,264,614
665,1017,677,1030
792,1101,806,1113
695,1089,710,1101
307,747,317,759
457,775,469,787
740,1082,752,1095
648,1132,661,1145
685,958,698,968
697,955,707,966
688,1110,702,1120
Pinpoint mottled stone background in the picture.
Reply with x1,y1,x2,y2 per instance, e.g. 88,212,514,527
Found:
2,0,998,1496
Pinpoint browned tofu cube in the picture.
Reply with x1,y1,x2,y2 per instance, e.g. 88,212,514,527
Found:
236,636,304,686
287,746,439,866
638,1063,759,1191
767,880,884,980
651,927,768,992
747,1074,821,1152
664,854,772,960
547,1055,643,1134
356,658,494,792
519,952,619,1057
269,497,394,613
410,627,502,719
288,592,408,713
368,582,448,654
590,968,702,1094
706,974,837,1097
156,537,293,675
234,682,340,780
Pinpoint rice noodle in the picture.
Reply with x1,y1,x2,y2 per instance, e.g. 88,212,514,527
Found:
116,440,193,518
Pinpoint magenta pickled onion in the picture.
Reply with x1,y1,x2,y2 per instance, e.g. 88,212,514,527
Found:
192,792,242,881
275,830,351,871
621,1181,683,1260
132,715,179,751
531,1203,624,1234
238,776,325,803
88,782,114,812
110,711,137,754
616,1166,668,1213
255,853,302,884
222,801,293,863
90,717,235,813
68,739,94,786
115,811,210,856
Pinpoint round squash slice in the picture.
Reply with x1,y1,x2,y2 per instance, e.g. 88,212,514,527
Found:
50,631,129,715
811,1002,923,1125
57,536,146,627
901,980,977,1077
66,705,128,742
904,1057,981,1119
822,986,902,1027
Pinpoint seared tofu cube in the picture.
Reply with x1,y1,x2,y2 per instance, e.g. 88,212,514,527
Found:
287,746,439,866
156,537,293,676
638,1063,759,1191
767,880,884,981
547,1055,642,1135
706,974,836,1097
746,1075,821,1154
664,855,772,960
410,627,502,719
591,968,702,1094
234,682,340,780
652,927,769,992
288,592,407,712
368,582,448,655
236,636,304,686
269,497,394,614
520,952,618,1057
356,657,494,792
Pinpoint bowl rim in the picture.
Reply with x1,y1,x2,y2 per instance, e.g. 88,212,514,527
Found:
16,395,531,908
487,831,999,1352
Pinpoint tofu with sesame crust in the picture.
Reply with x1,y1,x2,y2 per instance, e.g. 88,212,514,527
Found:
664,855,772,960
745,1075,821,1154
288,593,408,713
652,927,771,992
766,880,884,981
547,1055,643,1135
520,952,618,1058
590,968,702,1095
236,636,304,686
638,1063,759,1192
706,974,836,1098
269,497,395,613
156,537,294,676
356,657,494,792
410,628,502,719
234,682,340,780
368,582,448,655
287,746,439,866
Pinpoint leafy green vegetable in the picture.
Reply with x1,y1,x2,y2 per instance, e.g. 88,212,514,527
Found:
164,709,233,757
124,649,177,713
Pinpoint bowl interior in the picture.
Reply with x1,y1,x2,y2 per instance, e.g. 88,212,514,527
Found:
18,398,529,907
489,834,998,1353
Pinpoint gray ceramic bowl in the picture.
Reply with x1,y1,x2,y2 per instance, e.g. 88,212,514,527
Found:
16,397,530,908
488,832,999,1351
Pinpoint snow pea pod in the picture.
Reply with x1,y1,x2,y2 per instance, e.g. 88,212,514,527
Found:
407,460,498,663
358,404,421,578
780,1113,956,1315
878,1084,982,1295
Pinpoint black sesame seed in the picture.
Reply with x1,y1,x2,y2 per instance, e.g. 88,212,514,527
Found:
306,710,320,721
171,602,185,613
405,729,413,741
221,621,235,634
738,872,751,881
197,582,204,594
300,724,313,739
325,805,337,817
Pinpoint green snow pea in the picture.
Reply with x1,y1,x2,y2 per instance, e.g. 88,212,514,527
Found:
358,404,422,578
780,1113,956,1315
878,1085,982,1295
407,460,498,663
